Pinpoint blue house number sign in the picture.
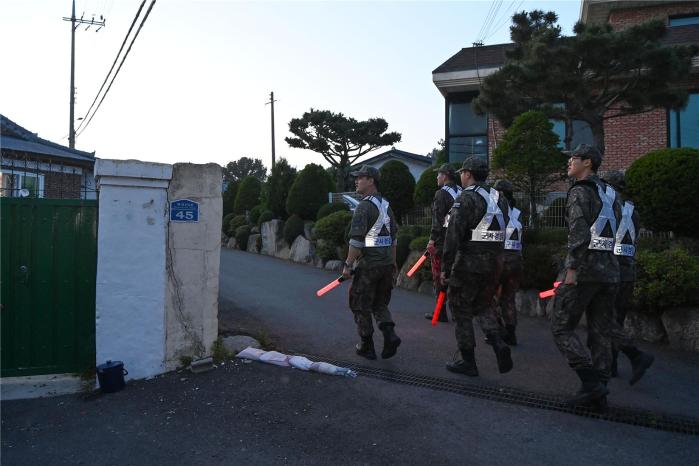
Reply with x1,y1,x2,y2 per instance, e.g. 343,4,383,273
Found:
170,199,199,222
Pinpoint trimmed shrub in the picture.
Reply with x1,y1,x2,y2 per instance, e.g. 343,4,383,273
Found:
283,214,305,245
313,210,353,244
222,213,236,234
315,241,338,262
316,202,349,220
233,176,262,214
257,209,274,227
228,215,248,236
222,181,239,217
409,235,430,252
635,247,699,314
520,244,564,291
261,158,297,220
249,205,264,225
235,225,251,250
626,148,699,237
395,231,415,269
286,163,333,220
380,160,415,224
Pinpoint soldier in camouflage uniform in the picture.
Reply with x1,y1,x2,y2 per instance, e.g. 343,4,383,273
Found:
424,164,462,323
603,171,654,385
553,144,619,406
441,157,513,377
493,179,523,345
342,165,401,360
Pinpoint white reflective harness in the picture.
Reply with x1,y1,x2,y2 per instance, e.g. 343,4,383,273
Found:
504,206,523,251
363,195,393,247
469,186,506,242
588,184,617,251
614,201,636,257
441,184,463,228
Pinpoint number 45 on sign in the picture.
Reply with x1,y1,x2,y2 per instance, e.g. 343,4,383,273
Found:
170,199,199,223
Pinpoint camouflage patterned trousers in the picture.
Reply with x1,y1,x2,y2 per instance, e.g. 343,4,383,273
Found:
497,254,522,327
349,265,394,338
552,282,618,379
431,251,448,316
447,271,500,351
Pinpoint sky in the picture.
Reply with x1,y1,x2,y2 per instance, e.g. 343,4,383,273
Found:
1,0,582,171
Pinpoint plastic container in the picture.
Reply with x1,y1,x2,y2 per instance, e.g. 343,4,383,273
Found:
96,360,128,393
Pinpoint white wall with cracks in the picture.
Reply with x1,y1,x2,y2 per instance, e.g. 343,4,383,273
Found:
95,160,221,381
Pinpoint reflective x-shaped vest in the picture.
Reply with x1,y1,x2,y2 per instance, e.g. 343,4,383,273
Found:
467,186,506,242
504,206,523,251
588,184,617,251
363,195,393,247
442,184,463,228
614,200,636,257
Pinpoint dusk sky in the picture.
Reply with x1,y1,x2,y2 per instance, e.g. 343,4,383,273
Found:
2,0,582,170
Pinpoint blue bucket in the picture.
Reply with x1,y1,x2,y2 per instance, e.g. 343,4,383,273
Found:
96,360,128,393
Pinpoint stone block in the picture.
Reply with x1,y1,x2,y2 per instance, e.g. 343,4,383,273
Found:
661,308,699,352
247,234,261,253
624,311,667,344
324,260,343,272
290,236,315,264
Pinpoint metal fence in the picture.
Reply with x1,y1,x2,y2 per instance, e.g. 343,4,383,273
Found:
0,154,97,200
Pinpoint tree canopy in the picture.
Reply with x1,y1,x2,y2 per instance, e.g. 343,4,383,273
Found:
474,10,698,152
223,157,267,182
379,161,415,225
286,163,334,220
233,176,262,214
285,109,401,191
261,158,297,220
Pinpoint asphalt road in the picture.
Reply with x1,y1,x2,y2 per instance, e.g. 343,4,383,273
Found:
219,248,699,418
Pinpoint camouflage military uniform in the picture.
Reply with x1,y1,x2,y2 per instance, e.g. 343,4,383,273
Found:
442,184,509,351
552,174,619,380
428,181,461,319
347,194,398,338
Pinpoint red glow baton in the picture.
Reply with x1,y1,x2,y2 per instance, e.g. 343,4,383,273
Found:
407,252,429,278
316,275,348,297
431,291,446,326
539,281,562,299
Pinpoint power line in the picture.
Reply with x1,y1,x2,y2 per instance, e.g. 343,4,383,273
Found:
75,0,147,135
476,1,498,43
77,0,157,137
484,0,525,41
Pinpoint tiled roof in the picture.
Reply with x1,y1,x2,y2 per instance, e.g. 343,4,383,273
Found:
433,43,514,74
0,114,95,163
355,148,433,167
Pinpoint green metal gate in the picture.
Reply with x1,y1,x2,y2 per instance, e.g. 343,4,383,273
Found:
1,198,97,377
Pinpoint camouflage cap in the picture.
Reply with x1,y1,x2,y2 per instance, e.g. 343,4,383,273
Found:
350,165,381,181
569,144,603,170
437,163,457,178
493,179,514,193
456,156,488,174
604,170,626,191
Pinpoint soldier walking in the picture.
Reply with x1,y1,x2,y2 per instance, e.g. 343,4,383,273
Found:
342,165,401,360
553,144,619,406
424,164,462,323
441,157,513,376
604,171,654,385
493,179,523,345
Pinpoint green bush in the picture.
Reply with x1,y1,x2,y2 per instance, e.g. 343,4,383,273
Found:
257,210,275,227
635,247,699,314
286,163,333,220
222,181,239,217
249,205,264,225
395,231,415,269
261,158,297,220
315,241,338,262
316,202,349,220
409,235,430,252
626,148,699,237
227,215,248,236
520,244,564,290
380,160,415,224
222,213,236,234
313,210,353,245
283,214,305,245
235,225,252,250
233,176,262,214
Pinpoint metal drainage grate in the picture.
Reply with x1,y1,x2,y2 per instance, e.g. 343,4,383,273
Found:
300,353,699,436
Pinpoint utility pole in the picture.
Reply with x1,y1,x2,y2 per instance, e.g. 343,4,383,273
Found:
63,0,106,148
265,92,277,169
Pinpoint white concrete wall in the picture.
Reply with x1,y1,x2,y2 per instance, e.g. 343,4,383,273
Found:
164,163,222,369
94,159,172,380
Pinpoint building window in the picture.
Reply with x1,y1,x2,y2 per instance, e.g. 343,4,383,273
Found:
669,92,699,148
669,15,699,27
446,94,488,164
0,171,45,198
550,119,595,149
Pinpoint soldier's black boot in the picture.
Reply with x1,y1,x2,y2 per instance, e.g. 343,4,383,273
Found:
503,324,518,346
355,336,377,360
621,346,654,385
446,349,479,376
489,334,513,374
378,322,401,359
565,368,610,407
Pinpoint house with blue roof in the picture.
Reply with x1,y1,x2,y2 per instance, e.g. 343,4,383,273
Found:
0,115,97,199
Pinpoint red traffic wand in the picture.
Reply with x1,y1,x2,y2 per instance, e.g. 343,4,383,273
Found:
407,251,429,278
316,275,349,297
539,281,562,299
431,291,446,326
